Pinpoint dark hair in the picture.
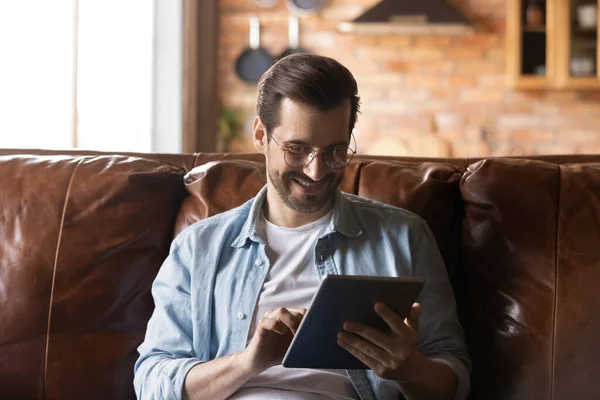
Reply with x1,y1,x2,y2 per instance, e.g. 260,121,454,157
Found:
256,54,360,138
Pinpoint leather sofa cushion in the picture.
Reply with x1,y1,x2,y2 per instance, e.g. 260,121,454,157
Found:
174,160,267,236
0,155,184,399
553,163,600,399
356,160,465,275
173,159,362,236
460,158,600,399
459,158,560,399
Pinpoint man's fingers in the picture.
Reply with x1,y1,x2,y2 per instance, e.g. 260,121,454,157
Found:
342,321,397,355
258,317,289,336
264,307,305,334
374,302,410,335
287,308,307,314
337,333,383,372
264,307,306,318
404,303,421,332
287,308,307,320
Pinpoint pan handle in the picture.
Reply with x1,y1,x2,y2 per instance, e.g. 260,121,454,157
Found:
249,16,260,50
288,15,299,49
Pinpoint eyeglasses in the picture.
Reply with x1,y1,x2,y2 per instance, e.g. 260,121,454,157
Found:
269,133,357,169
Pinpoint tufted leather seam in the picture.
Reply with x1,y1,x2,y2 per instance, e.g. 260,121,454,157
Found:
550,164,561,400
42,156,86,399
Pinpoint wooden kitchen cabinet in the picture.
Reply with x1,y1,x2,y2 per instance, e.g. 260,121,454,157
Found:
507,0,599,89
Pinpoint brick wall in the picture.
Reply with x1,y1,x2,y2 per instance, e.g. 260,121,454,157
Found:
218,0,600,157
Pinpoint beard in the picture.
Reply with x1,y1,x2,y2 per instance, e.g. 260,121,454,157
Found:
268,167,343,213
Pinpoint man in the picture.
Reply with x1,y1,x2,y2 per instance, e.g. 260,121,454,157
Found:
134,54,471,400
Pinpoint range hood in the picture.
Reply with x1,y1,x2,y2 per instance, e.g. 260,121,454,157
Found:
338,0,474,35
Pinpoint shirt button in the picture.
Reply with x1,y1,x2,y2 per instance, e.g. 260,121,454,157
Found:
237,312,245,320
254,259,262,266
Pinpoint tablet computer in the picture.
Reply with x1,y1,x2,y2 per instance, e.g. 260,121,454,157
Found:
282,274,425,370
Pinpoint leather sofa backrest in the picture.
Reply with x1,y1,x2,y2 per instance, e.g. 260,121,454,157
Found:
459,158,600,399
2,149,600,400
0,155,185,400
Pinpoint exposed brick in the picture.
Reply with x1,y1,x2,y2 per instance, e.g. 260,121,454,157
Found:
544,91,580,103
385,61,409,73
561,129,600,144
452,34,500,47
532,143,577,155
414,36,452,47
497,115,543,130
446,75,478,88
361,101,413,115
559,103,600,116
445,47,485,59
502,103,535,114
451,141,493,157
386,87,430,101
496,129,555,142
478,74,506,88
486,48,505,62
575,144,600,153
405,74,442,88
356,73,404,86
377,37,413,47
435,113,464,129
396,48,445,62
438,128,468,142
409,61,455,74
218,0,600,157
460,89,506,102
455,60,504,74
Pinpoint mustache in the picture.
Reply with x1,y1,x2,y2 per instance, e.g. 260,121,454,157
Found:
285,172,336,184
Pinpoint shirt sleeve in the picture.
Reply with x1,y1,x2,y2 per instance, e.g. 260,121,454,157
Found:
133,235,203,400
411,221,472,400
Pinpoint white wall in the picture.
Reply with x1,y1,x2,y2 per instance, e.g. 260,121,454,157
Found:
0,1,76,149
0,1,183,153
152,0,183,154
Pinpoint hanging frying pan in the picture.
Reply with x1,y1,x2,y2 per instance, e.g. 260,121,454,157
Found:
285,0,328,15
277,15,307,60
235,17,274,83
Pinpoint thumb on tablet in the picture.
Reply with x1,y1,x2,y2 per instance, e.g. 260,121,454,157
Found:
287,307,307,314
405,302,421,332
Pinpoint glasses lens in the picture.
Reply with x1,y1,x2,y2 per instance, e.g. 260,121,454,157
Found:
324,146,352,169
284,145,312,167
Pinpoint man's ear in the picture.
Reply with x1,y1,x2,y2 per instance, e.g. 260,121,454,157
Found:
253,117,267,154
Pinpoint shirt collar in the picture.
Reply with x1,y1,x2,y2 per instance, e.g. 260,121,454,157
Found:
231,185,362,248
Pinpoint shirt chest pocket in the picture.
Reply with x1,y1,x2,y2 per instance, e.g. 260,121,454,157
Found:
210,255,267,358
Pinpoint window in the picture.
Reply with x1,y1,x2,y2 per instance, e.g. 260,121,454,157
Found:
0,1,156,152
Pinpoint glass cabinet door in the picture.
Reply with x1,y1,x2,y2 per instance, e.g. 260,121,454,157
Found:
557,0,600,87
507,0,556,88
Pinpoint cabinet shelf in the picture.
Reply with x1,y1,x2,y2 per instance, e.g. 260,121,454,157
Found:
507,0,600,89
524,26,547,33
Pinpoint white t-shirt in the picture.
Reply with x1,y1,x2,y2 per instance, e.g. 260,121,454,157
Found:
229,211,359,400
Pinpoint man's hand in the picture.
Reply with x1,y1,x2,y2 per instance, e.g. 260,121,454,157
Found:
241,307,306,374
337,302,422,382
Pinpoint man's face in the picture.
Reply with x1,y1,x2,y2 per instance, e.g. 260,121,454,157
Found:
260,98,351,214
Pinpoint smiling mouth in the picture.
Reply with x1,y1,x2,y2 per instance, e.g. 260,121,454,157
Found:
293,178,320,187
291,177,328,192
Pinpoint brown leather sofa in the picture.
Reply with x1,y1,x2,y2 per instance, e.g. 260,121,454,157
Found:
1,149,599,400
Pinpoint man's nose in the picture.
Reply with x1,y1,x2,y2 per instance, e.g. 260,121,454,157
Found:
303,152,328,182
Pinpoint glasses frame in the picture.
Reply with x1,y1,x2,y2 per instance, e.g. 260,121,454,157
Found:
268,133,358,169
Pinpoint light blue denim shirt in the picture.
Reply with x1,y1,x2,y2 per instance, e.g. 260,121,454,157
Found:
134,186,471,400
